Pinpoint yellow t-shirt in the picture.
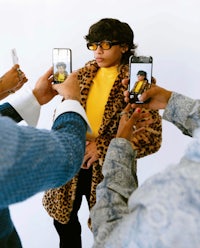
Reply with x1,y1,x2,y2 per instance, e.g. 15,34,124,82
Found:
86,66,118,139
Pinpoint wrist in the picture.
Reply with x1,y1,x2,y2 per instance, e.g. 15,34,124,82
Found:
63,94,80,102
166,90,172,105
0,77,6,94
32,89,43,105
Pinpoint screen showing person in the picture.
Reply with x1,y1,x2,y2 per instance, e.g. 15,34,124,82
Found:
129,56,153,103
52,48,72,84
54,62,68,83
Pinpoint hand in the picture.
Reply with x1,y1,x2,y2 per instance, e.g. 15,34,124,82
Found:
116,104,154,141
32,67,58,105
122,77,156,105
81,140,99,169
133,85,172,110
52,72,81,102
0,64,28,99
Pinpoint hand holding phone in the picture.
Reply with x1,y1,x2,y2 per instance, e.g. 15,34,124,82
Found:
52,48,72,84
129,55,153,103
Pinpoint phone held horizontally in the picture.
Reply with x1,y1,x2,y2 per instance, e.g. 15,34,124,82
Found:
129,55,153,103
52,48,72,84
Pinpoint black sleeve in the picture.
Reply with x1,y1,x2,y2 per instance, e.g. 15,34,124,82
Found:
0,102,23,123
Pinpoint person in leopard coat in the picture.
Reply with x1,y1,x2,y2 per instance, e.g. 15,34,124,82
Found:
42,18,162,248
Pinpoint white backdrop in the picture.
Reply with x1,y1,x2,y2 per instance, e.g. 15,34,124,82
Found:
1,0,200,247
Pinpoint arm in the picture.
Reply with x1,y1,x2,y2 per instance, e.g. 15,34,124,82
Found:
4,67,57,126
141,88,200,137
0,104,88,208
90,138,138,247
90,105,152,247
0,88,41,125
163,92,200,136
0,71,91,208
128,83,200,137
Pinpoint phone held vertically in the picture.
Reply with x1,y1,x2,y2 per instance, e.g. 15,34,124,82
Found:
11,48,19,65
129,55,153,103
52,48,72,84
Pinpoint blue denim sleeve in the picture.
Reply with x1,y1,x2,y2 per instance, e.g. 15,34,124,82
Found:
163,92,200,136
91,136,200,248
90,138,137,247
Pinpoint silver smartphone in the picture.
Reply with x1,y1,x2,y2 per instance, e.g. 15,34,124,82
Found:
52,48,72,84
11,48,19,65
129,55,153,103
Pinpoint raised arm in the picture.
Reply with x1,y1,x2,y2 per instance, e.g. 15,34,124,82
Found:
0,70,90,208
127,83,200,137
90,105,153,247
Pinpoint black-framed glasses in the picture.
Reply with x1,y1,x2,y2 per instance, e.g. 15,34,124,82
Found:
86,41,121,51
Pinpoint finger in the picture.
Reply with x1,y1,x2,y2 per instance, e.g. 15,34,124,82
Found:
12,64,20,70
81,163,88,169
151,77,156,84
82,153,91,165
124,90,130,97
132,127,146,135
123,90,131,103
48,76,54,84
87,154,98,167
119,103,132,117
124,103,132,112
128,108,141,125
86,141,90,146
139,84,156,102
122,78,129,86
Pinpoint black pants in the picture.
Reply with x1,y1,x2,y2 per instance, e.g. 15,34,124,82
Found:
54,167,92,248
0,228,22,248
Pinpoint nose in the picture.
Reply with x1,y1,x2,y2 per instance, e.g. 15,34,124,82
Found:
95,45,103,53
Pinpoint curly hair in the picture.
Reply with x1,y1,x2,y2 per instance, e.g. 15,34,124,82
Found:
84,18,137,64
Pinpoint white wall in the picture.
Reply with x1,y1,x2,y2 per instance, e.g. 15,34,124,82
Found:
1,0,200,247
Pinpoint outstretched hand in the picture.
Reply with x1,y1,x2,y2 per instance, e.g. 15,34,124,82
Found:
116,104,154,141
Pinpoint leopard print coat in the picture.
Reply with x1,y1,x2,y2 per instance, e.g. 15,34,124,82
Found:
42,60,162,227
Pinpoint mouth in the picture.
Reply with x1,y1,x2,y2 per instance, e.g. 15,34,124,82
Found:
95,57,103,63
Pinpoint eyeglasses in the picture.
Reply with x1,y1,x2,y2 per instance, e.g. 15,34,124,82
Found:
86,41,121,51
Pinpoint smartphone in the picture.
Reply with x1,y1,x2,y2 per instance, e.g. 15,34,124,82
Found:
52,48,72,84
11,48,19,65
129,55,153,103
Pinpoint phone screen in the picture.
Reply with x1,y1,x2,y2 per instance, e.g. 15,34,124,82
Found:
53,48,72,84
129,55,153,103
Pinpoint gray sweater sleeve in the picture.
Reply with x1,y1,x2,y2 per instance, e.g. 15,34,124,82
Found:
0,112,87,208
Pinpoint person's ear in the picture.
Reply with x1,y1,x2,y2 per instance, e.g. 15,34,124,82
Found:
121,44,128,53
